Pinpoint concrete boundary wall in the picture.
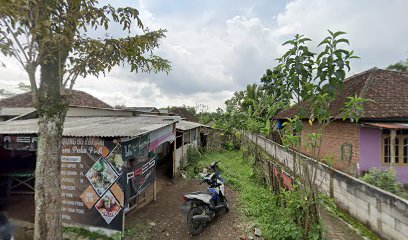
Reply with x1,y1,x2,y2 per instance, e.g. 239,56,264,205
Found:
246,133,408,240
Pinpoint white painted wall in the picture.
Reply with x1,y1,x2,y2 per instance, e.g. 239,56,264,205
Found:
174,139,198,174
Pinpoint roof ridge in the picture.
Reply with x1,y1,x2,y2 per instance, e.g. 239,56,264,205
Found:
344,67,378,82
359,68,379,99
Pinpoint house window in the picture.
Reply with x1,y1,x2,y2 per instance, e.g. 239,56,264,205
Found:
341,143,352,163
382,134,408,165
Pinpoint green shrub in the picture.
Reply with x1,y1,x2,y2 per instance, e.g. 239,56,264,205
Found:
187,145,202,164
361,168,402,195
185,150,306,239
223,141,235,151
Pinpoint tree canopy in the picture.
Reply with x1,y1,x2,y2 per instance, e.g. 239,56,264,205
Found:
0,1,171,239
387,58,408,73
0,0,171,102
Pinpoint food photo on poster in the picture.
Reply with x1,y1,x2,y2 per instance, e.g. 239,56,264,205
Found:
95,190,122,224
106,144,124,175
86,158,119,196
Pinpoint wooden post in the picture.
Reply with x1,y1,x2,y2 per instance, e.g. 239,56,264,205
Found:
153,180,157,202
121,210,125,239
198,128,200,146
181,132,185,167
390,129,396,168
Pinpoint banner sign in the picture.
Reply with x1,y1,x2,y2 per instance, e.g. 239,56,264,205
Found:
61,137,124,232
281,171,294,190
149,125,175,151
126,155,157,199
60,133,160,233
122,134,149,161
2,135,37,151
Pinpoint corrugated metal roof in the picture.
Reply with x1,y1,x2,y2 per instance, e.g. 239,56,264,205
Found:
176,120,204,131
364,123,408,129
0,107,35,116
127,107,160,113
0,116,176,137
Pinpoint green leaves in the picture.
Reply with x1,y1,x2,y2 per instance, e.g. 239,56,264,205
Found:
361,168,402,195
315,31,358,100
387,58,408,72
282,35,315,99
0,0,171,91
341,95,372,122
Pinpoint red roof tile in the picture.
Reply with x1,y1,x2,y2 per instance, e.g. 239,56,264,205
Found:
171,108,199,122
0,90,112,109
276,68,408,121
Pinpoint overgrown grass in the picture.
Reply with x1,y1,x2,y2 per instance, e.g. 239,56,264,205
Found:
63,222,151,240
124,222,151,240
186,150,382,240
63,226,120,240
186,150,301,240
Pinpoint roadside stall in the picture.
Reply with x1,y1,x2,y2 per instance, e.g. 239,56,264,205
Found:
0,116,176,237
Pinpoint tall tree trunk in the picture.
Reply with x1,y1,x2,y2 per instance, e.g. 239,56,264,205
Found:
34,61,68,240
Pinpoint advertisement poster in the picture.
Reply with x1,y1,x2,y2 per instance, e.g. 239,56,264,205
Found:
2,135,37,151
61,134,156,232
126,155,157,199
61,137,124,231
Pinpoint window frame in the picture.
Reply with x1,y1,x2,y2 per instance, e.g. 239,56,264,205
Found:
382,134,408,166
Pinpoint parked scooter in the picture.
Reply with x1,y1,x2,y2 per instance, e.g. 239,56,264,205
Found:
0,213,14,240
181,161,229,235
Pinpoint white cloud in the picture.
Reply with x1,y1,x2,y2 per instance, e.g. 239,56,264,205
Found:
274,0,408,72
1,0,407,111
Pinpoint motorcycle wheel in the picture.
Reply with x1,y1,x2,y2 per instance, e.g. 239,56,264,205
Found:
187,207,205,236
223,197,229,212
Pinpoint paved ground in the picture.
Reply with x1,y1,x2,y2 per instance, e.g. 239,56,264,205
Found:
321,209,364,240
126,179,246,240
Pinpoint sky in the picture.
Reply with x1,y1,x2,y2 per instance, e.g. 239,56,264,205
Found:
0,0,408,111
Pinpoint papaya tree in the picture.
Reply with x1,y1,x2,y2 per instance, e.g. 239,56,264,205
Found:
0,1,170,239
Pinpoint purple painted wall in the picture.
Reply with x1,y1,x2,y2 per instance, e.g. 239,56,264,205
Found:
360,127,408,184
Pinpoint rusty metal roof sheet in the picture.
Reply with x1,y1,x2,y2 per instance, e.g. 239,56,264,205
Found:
0,116,176,137
364,123,408,129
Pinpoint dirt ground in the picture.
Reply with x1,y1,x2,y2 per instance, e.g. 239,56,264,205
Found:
125,179,246,240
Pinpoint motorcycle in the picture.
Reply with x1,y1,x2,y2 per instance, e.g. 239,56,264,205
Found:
181,161,229,235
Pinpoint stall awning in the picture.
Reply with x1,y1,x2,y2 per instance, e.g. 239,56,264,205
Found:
363,123,408,129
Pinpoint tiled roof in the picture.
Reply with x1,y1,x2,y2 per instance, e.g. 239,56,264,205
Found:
0,90,112,109
171,108,199,122
276,68,408,121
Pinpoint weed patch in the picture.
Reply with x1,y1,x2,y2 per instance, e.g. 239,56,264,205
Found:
124,222,151,240
186,150,301,239
63,226,120,240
